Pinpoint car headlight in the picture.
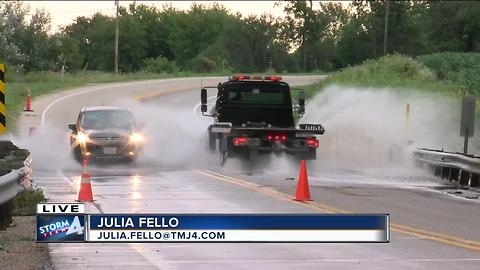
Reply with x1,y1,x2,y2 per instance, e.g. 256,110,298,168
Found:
129,133,144,144
76,133,90,143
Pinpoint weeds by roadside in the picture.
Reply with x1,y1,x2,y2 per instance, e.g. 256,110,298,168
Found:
13,188,47,216
303,54,466,98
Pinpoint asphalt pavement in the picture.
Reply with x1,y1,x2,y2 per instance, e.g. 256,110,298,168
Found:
14,75,480,269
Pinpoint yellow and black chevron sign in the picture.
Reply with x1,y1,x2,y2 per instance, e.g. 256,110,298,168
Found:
0,64,5,134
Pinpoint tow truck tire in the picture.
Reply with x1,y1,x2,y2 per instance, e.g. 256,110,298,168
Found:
125,157,137,165
219,136,228,166
72,146,83,163
298,149,316,160
208,132,216,152
248,150,258,161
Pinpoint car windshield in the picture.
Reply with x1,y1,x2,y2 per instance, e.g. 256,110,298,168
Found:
81,110,134,130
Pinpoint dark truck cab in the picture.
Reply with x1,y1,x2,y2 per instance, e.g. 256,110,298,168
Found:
200,75,325,164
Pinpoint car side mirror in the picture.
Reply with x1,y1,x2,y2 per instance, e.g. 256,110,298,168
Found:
68,124,77,133
201,88,208,113
298,90,305,114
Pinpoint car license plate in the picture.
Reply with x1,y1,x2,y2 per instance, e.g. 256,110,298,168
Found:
103,147,117,155
295,132,311,138
247,138,260,146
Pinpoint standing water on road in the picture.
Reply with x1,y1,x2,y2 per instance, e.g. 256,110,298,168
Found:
301,85,465,179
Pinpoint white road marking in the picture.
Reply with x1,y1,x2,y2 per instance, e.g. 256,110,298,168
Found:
416,186,480,205
41,85,113,130
129,244,171,270
56,169,75,187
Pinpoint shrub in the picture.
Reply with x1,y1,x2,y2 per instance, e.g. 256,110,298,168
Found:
142,56,178,74
304,54,464,98
417,52,480,95
189,56,218,73
14,188,47,215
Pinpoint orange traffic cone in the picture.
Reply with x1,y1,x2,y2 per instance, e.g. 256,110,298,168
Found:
24,89,33,112
77,159,94,202
293,160,312,201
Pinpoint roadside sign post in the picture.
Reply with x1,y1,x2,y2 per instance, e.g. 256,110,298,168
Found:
0,64,5,134
460,95,476,155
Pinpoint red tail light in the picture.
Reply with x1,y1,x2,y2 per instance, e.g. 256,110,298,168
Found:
267,134,287,142
232,137,248,146
306,138,319,148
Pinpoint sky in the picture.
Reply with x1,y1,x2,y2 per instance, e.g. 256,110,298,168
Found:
26,1,289,32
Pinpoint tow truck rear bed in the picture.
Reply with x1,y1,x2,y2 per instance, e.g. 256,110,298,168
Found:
209,122,325,160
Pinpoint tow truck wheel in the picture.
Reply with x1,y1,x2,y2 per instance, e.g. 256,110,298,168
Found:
248,150,258,161
298,149,317,160
220,151,227,166
72,146,83,163
219,136,228,166
208,132,216,152
125,157,137,165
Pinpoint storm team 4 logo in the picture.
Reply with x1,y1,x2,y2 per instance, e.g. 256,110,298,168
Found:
37,215,86,242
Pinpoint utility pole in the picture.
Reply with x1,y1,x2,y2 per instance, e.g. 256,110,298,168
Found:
61,58,66,84
383,1,390,56
114,0,119,74
303,36,307,72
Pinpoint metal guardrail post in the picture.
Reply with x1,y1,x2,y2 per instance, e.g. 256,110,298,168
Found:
470,174,479,187
413,148,480,188
0,200,14,230
0,140,31,230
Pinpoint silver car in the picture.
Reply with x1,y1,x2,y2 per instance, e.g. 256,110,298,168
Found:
68,106,145,162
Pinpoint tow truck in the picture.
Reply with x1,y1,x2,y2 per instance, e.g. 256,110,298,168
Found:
200,75,325,164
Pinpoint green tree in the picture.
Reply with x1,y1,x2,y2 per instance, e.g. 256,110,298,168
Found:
427,1,480,52
0,1,29,68
21,8,54,71
336,1,429,67
131,4,173,60
165,3,231,67
117,4,147,72
52,34,83,71
278,0,317,72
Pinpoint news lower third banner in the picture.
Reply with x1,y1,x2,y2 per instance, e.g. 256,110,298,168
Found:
87,214,389,243
37,204,389,243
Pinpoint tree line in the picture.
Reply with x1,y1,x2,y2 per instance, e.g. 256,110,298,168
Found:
0,0,478,74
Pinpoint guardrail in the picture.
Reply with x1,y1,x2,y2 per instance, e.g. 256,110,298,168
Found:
413,148,480,187
0,140,32,230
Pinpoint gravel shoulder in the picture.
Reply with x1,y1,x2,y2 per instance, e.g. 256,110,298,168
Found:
0,216,52,270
